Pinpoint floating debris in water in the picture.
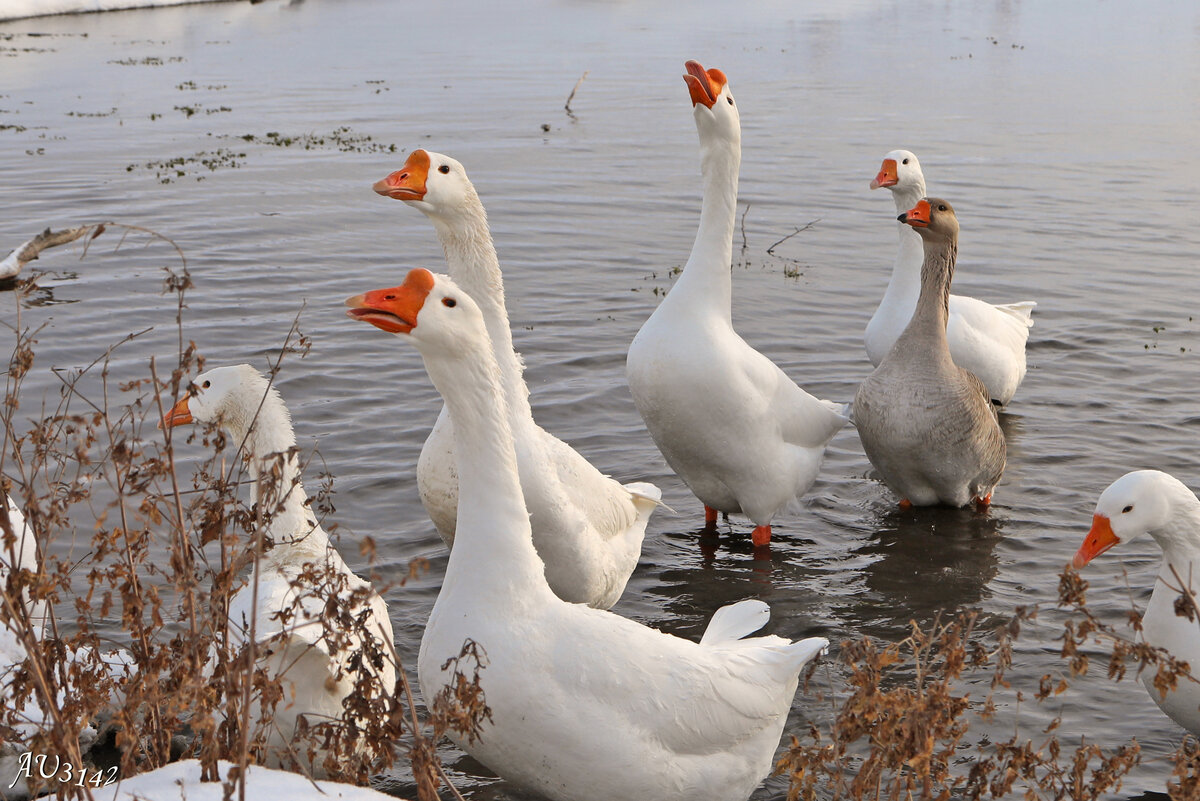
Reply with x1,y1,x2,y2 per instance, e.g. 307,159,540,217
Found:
127,149,247,183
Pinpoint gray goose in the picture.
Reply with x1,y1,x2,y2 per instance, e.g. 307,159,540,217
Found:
853,198,1006,508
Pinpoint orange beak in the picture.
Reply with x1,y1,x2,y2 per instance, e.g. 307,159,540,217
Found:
1072,514,1121,569
683,60,726,108
345,268,436,335
373,149,431,201
161,395,193,429
899,198,932,228
871,158,898,190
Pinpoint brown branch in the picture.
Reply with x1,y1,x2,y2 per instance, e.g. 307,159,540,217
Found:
1,224,104,280
564,70,589,118
766,218,820,255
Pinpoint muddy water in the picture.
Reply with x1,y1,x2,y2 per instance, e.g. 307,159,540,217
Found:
2,0,1200,797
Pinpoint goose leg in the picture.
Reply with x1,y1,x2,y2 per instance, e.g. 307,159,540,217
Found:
704,505,719,528
899,499,913,510
751,524,771,547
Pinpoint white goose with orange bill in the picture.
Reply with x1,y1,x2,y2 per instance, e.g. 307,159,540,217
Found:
1073,469,1200,735
346,268,829,801
626,60,847,547
372,149,660,610
162,365,396,775
866,150,1034,406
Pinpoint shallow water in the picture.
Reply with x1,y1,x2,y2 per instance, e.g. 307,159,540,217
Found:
2,0,1200,797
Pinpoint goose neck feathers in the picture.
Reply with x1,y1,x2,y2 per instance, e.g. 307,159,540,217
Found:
174,365,326,557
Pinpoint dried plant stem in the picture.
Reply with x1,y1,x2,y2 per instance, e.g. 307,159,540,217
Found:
766,219,820,255
564,70,588,117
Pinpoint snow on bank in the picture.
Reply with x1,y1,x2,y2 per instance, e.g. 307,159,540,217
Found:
0,0,239,23
93,760,404,801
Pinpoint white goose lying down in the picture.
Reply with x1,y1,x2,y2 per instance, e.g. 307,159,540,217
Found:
373,149,660,610
867,150,1035,406
346,268,829,801
162,366,396,774
625,60,847,547
1073,470,1200,736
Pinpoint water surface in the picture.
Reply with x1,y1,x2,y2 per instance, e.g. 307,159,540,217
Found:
2,0,1199,797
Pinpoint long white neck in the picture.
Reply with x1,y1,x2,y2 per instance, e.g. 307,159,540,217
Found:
1153,491,1200,584
421,342,553,600
236,399,329,563
665,126,739,323
426,199,533,422
879,178,928,314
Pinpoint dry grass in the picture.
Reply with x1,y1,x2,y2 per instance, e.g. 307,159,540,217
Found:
780,568,1200,801
0,230,487,800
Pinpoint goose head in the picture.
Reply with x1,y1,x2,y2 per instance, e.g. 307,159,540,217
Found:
870,149,925,193
345,268,487,359
373,149,480,224
899,197,959,242
162,364,290,447
683,60,740,146
1074,470,1200,568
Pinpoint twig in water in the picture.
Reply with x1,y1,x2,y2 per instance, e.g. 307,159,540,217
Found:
564,70,589,118
766,218,820,255
740,204,751,254
1,223,106,280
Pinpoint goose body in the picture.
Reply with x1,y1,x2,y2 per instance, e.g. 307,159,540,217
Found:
854,198,1006,507
163,366,395,773
347,268,828,801
1074,470,1200,735
866,150,1034,406
625,61,847,546
374,150,659,609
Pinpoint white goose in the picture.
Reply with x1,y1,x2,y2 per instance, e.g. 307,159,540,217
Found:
626,60,847,547
1,494,39,621
373,149,659,610
162,365,396,773
866,149,1035,406
346,268,829,801
1073,470,1200,735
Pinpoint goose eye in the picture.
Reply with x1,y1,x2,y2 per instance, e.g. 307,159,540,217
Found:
442,297,457,308
1122,505,1133,513
727,96,734,105
938,204,947,211
202,380,211,389
438,165,450,174
902,158,909,164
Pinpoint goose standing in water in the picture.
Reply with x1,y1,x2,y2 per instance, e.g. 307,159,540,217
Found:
373,149,659,610
162,365,395,774
346,268,828,801
1073,470,1200,735
867,150,1034,406
854,198,1005,507
625,60,847,547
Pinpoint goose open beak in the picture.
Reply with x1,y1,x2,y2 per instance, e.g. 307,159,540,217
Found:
1072,513,1120,569
683,60,725,108
899,198,932,228
161,395,193,429
373,149,431,200
871,158,898,190
345,268,436,335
